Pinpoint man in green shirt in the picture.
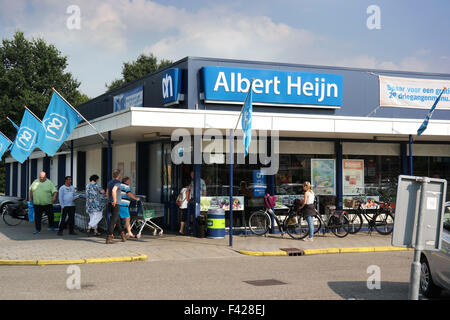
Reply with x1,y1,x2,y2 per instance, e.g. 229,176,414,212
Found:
29,171,58,234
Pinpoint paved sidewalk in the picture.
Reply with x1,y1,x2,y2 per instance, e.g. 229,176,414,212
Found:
0,220,404,264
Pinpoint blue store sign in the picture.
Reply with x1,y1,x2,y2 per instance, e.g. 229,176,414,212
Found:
201,66,343,108
113,86,143,112
162,68,183,106
253,170,267,197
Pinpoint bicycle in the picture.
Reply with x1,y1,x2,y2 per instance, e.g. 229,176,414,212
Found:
306,209,350,238
2,203,28,226
248,205,308,240
346,196,394,235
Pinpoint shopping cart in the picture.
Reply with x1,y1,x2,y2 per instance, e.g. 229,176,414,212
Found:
130,200,163,238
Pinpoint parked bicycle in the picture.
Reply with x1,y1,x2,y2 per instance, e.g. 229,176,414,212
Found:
248,205,307,240
2,202,28,226
346,196,394,235
248,204,350,239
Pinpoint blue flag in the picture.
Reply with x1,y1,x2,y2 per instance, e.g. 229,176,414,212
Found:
0,132,12,161
417,88,446,136
36,91,83,156
9,109,45,163
241,87,253,156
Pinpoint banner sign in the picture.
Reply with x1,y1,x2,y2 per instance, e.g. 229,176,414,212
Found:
379,76,450,109
162,68,183,106
253,170,266,197
200,196,244,211
113,86,143,112
343,159,364,195
311,159,336,195
201,66,343,108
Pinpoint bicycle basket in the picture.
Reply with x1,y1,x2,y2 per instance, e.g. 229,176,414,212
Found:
330,210,345,224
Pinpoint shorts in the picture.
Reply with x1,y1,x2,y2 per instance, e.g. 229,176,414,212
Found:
119,206,130,219
180,208,188,222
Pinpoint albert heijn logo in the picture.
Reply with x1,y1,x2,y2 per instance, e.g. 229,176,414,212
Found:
43,113,68,141
16,127,37,151
162,68,183,106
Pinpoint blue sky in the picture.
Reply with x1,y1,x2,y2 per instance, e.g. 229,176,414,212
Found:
0,0,449,98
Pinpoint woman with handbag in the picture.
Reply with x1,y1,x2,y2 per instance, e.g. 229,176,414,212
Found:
298,181,316,242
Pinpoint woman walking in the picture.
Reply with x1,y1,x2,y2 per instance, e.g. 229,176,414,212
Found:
86,175,105,236
298,181,316,242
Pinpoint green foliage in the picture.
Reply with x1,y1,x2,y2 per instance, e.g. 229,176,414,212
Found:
106,53,172,91
0,31,89,140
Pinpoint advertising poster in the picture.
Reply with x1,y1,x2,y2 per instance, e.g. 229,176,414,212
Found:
311,159,336,195
253,170,266,197
113,86,143,112
200,196,244,211
343,159,364,195
379,76,450,109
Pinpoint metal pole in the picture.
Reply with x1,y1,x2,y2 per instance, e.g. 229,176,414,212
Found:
70,140,74,178
229,129,234,247
409,135,413,176
408,177,428,300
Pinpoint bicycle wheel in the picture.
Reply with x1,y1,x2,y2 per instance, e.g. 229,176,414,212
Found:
329,215,349,238
374,212,394,235
2,205,23,226
248,210,270,236
347,211,363,234
285,213,308,240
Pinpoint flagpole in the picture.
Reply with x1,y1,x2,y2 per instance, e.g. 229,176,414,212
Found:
52,88,106,141
229,79,254,247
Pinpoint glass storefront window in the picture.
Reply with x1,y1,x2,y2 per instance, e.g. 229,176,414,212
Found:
414,156,450,199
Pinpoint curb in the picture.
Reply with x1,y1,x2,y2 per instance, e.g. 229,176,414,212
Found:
0,254,148,266
238,246,412,257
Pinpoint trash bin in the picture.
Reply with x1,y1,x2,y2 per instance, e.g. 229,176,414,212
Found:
196,214,207,238
207,208,225,239
53,204,62,229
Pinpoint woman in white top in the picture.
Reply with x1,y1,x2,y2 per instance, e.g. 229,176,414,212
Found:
298,181,316,242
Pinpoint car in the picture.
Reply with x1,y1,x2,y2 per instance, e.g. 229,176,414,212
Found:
420,201,450,298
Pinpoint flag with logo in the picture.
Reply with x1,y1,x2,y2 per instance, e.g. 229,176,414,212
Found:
9,109,45,163
241,87,253,156
417,87,446,136
37,90,83,156
0,132,12,161
7,117,20,131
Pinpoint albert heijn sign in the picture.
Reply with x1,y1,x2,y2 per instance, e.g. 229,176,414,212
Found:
201,66,343,108
162,68,184,106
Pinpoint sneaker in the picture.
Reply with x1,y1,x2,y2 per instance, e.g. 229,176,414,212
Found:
302,237,314,242
33,230,40,235
48,227,57,232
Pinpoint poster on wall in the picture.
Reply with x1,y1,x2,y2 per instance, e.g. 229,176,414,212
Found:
343,159,364,195
379,76,450,109
311,159,336,195
113,86,143,112
200,196,244,211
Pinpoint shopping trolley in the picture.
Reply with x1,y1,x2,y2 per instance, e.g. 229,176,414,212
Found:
130,200,163,238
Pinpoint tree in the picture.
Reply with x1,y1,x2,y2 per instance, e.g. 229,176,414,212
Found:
0,31,89,193
106,53,172,91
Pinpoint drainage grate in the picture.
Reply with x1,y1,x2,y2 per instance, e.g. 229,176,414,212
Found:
280,248,304,256
244,279,287,287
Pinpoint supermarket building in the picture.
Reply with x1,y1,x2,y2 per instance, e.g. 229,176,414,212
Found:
5,57,450,232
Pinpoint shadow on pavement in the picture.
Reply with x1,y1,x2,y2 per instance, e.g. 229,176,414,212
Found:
328,281,409,300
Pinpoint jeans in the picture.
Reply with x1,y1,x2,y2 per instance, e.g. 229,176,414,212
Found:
34,204,54,231
59,206,75,233
306,215,314,238
107,203,123,235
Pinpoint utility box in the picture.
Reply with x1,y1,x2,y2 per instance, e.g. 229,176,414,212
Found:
392,175,447,251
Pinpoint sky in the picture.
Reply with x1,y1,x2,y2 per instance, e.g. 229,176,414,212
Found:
0,0,449,98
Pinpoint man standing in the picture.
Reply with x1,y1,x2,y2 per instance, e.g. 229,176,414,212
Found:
29,171,58,234
106,169,127,244
57,176,79,236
